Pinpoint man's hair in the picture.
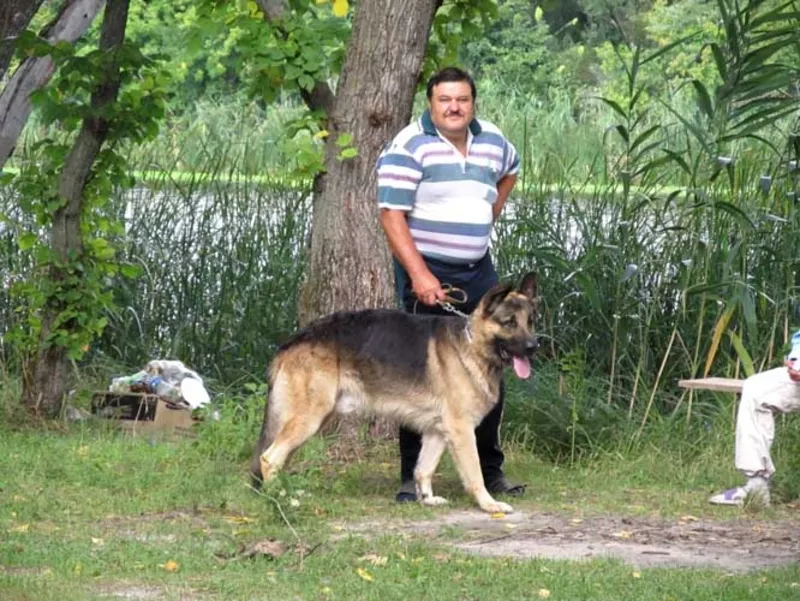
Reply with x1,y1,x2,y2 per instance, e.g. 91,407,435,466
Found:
426,67,477,101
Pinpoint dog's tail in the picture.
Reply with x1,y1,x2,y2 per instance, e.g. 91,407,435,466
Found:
248,359,284,490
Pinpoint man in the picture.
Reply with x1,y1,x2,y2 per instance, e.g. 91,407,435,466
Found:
376,66,525,503
709,331,800,506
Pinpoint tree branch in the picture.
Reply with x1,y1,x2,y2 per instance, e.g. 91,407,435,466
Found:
0,0,104,168
0,0,46,80
254,0,334,114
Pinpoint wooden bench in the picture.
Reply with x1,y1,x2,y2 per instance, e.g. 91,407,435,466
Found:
678,377,744,394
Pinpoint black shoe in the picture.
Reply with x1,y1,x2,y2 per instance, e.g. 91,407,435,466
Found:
485,475,526,496
395,480,417,503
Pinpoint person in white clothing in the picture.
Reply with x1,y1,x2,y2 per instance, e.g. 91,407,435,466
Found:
709,332,800,506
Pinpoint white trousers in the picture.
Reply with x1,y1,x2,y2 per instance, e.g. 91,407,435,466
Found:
735,367,800,477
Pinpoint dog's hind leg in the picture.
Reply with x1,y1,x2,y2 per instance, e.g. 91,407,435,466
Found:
259,368,336,483
445,421,513,514
415,433,448,506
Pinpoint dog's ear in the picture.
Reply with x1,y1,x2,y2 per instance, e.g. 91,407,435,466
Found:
518,272,538,301
481,282,514,317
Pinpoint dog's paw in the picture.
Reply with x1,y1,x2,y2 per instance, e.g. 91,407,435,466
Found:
421,495,449,506
481,501,514,514
259,456,276,481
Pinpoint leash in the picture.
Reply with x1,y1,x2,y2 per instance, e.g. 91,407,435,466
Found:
412,284,473,342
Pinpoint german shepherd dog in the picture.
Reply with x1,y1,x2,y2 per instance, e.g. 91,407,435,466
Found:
249,272,539,514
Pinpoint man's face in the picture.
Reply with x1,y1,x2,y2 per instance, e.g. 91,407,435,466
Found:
428,80,474,139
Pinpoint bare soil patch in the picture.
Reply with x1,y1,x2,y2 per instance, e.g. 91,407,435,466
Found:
339,509,800,572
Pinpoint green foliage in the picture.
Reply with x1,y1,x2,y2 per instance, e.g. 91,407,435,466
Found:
185,0,350,104
460,0,589,97
3,33,168,363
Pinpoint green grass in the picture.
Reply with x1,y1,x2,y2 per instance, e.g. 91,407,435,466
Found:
1,411,799,601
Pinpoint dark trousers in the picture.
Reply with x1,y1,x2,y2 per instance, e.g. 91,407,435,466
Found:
394,253,506,484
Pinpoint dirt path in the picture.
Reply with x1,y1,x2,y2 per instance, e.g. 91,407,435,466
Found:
339,509,800,572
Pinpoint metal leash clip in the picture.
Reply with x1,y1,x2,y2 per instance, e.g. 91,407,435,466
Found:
436,284,470,320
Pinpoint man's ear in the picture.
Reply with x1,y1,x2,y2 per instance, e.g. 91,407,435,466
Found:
481,282,513,318
518,272,538,300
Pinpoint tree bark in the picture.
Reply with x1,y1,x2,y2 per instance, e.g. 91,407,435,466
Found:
0,0,104,169
297,0,439,325
22,0,128,417
0,0,46,81
294,0,439,442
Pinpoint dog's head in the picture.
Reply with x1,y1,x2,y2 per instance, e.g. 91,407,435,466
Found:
473,272,539,379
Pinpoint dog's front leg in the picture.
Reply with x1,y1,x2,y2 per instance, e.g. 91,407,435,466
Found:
415,433,448,506
445,422,513,514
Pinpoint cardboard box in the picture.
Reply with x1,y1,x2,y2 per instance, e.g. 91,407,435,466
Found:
91,391,199,439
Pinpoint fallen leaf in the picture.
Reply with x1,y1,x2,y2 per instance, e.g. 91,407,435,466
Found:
358,554,388,566
504,523,516,530
491,512,506,519
538,589,551,598
571,518,583,524
355,567,373,582
9,523,30,533
612,530,633,539
679,515,699,522
224,515,256,524
161,560,180,572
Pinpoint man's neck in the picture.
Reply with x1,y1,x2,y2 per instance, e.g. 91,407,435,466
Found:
440,130,469,157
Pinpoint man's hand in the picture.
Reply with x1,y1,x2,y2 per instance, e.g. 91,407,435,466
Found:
379,209,446,306
786,358,800,382
411,270,446,306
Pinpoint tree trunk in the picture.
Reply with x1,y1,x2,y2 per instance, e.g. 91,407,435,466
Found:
0,0,104,169
0,0,46,81
22,0,128,418
295,0,439,443
297,0,439,325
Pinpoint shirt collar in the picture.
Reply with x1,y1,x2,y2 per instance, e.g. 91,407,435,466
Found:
420,109,482,137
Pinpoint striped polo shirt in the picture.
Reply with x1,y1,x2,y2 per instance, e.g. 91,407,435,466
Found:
377,109,519,264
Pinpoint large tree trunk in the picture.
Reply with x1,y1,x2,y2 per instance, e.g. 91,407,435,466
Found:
297,0,440,325
22,0,128,417
0,0,104,169
0,0,46,81
295,0,439,442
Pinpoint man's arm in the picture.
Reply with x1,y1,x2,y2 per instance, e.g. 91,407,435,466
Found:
379,208,445,306
492,173,517,222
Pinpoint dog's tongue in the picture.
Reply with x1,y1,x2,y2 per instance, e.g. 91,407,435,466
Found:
512,356,531,379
